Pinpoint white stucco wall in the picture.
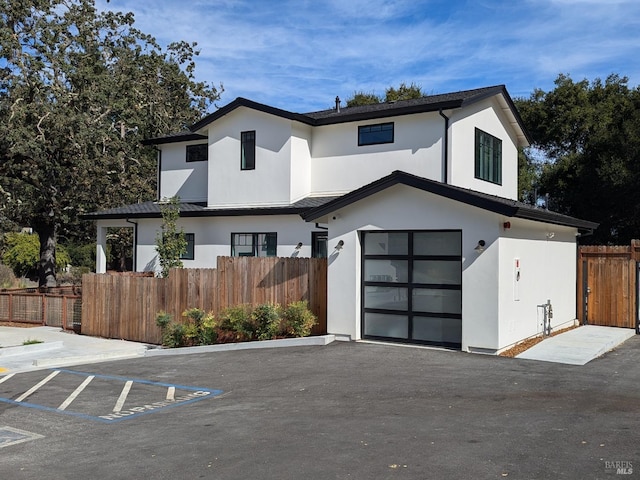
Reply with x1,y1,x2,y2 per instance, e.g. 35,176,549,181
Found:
310,112,445,196
158,141,208,203
290,123,313,202
206,108,295,208
129,214,322,274
319,184,578,352
321,185,502,349
449,97,519,200
497,220,578,350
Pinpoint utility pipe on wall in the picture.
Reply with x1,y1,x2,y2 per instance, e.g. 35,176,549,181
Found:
439,109,449,184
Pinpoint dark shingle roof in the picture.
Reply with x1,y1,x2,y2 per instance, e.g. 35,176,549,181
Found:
301,170,599,232
144,85,531,145
81,197,340,220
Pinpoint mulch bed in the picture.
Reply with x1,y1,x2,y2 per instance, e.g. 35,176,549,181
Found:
499,324,578,357
0,321,40,328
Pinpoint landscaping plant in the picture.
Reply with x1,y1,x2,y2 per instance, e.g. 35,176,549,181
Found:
155,302,317,348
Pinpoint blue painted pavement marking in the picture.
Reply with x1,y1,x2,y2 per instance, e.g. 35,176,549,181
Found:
0,368,224,424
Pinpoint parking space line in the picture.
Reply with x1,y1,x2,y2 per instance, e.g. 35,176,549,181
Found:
113,380,133,412
15,371,60,402
0,374,14,384
0,368,224,423
58,375,95,411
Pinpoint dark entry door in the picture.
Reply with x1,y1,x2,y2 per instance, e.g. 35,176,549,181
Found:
361,230,462,348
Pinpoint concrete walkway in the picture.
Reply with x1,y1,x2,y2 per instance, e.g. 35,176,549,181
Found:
516,325,636,365
0,326,335,374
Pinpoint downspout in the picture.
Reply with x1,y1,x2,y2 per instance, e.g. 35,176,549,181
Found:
439,109,449,184
155,147,162,202
126,218,138,272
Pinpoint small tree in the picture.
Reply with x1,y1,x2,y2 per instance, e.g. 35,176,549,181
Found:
155,197,187,277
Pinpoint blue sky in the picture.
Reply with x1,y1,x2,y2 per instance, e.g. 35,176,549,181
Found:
95,0,640,113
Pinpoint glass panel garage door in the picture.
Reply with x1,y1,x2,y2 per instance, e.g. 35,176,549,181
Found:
362,230,462,348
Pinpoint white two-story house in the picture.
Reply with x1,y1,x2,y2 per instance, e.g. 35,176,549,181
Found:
85,85,597,353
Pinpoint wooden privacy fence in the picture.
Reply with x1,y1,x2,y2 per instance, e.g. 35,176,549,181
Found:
577,240,640,330
0,287,82,331
81,256,327,344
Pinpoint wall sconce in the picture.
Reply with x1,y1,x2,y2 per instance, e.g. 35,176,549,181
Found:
546,232,555,239
503,221,511,229
295,242,303,250
334,240,344,250
474,240,486,253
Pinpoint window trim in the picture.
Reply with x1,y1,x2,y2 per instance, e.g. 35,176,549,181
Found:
474,128,502,185
186,143,208,163
231,232,277,257
180,233,195,260
241,130,256,170
358,122,394,146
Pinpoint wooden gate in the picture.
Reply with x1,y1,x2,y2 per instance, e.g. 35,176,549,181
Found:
577,241,640,331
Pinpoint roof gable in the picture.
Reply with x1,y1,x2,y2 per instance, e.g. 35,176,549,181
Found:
301,170,598,232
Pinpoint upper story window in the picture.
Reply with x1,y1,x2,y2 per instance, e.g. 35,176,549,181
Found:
241,131,256,170
475,128,502,185
231,232,276,257
186,143,208,162
358,122,394,146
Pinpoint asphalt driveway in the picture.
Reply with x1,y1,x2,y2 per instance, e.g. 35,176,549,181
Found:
2,338,640,479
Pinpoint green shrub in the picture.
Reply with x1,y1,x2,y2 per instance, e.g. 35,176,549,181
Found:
218,304,254,341
64,243,96,271
251,303,281,340
155,311,173,329
281,301,317,337
0,263,17,288
2,232,71,278
163,322,186,348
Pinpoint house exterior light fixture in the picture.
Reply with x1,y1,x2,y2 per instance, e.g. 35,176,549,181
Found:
334,240,344,250
295,242,303,249
474,240,486,253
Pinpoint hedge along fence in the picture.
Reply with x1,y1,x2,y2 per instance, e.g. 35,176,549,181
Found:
81,256,328,344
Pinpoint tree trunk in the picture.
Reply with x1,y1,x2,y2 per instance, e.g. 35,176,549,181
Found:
37,224,57,287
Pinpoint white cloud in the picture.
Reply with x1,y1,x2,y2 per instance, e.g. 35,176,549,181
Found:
95,0,640,113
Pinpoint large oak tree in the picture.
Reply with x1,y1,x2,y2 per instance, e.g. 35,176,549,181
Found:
515,74,640,244
0,0,221,285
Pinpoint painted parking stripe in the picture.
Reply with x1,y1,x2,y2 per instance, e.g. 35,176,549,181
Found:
58,375,95,411
15,370,60,402
113,380,133,412
0,368,223,423
0,373,14,384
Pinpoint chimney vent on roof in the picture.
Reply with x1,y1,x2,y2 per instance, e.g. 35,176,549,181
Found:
335,96,340,112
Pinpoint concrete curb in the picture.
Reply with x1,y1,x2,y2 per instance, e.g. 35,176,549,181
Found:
144,335,336,357
33,350,146,367
0,341,64,357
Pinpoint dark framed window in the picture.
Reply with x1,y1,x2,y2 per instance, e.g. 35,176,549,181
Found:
186,144,208,163
358,122,394,146
475,128,502,184
241,131,256,170
231,232,276,257
361,230,462,348
312,232,328,258
180,233,195,260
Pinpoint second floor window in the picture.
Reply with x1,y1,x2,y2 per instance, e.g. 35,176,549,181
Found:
475,128,502,185
241,131,256,170
186,144,208,162
358,122,394,146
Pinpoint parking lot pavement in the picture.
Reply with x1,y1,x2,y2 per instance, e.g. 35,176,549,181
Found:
2,338,640,480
